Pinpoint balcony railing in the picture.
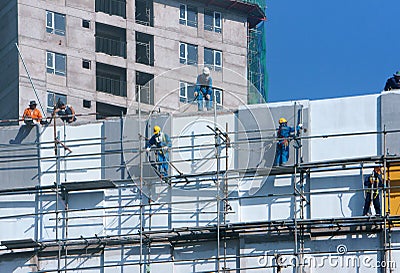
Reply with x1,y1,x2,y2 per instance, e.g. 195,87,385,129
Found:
96,36,126,58
96,76,127,97
95,0,126,18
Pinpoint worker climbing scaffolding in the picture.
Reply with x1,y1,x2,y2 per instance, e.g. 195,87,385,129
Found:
146,126,172,179
274,117,303,166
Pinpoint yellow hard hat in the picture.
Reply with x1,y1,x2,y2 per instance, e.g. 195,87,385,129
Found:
279,118,287,124
374,166,381,173
153,125,161,134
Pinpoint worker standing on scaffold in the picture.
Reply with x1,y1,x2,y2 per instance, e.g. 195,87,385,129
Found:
274,117,303,166
363,166,383,216
146,126,172,178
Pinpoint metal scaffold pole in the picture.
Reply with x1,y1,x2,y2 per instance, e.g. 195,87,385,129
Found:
138,89,144,273
213,89,221,273
292,102,299,270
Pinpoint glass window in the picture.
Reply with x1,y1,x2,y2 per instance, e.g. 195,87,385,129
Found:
179,4,197,28
46,51,66,76
204,48,222,71
214,88,223,106
47,91,67,112
204,10,221,33
179,42,198,65
179,82,196,103
46,11,66,36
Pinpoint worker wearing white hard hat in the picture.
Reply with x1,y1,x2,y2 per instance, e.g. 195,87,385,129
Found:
194,67,213,111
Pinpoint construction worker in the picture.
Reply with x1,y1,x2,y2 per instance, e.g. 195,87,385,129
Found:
146,126,171,177
274,117,302,166
54,101,76,123
194,67,213,111
22,100,44,125
363,166,383,216
384,71,400,91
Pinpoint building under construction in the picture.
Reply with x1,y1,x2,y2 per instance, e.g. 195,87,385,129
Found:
0,90,400,272
0,0,267,123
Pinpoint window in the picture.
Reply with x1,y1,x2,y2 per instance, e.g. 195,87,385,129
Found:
204,10,221,33
179,4,197,27
95,23,127,58
95,0,126,18
136,72,154,105
83,100,91,108
47,91,67,112
82,59,91,69
82,19,90,28
46,11,66,36
46,51,66,76
96,102,126,119
214,88,223,106
179,82,196,103
136,0,153,26
96,62,127,97
136,32,154,66
179,42,198,65
204,48,222,71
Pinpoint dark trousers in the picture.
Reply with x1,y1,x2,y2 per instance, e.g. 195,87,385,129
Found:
363,192,381,216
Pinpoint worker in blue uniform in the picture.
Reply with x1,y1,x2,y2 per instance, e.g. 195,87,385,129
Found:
275,117,302,166
384,71,400,91
194,67,213,111
363,167,383,216
146,125,172,177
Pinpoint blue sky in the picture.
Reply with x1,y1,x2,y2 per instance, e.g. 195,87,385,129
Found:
265,1,400,102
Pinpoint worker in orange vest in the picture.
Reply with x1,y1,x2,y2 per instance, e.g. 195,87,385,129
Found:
22,100,44,125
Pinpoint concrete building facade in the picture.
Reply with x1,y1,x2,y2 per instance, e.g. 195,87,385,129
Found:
0,91,399,272
0,0,265,123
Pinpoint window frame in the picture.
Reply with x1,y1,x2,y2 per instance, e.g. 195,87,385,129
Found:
47,91,67,113
179,81,196,103
204,47,222,71
214,88,223,106
179,4,198,28
46,11,66,36
204,10,222,33
179,42,198,65
46,51,66,76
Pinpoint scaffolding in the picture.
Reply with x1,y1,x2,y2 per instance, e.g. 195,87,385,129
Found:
0,101,399,273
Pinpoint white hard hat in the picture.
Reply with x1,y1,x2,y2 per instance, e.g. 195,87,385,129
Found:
203,67,210,75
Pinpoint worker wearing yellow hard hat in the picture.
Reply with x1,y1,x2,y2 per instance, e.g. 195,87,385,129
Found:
146,125,171,178
275,117,303,166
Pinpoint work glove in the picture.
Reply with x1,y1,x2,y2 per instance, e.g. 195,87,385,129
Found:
298,123,303,129
146,147,151,152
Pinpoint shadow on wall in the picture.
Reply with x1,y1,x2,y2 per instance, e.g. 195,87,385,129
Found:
8,125,38,144
311,174,365,217
240,175,296,220
239,173,366,220
0,253,36,272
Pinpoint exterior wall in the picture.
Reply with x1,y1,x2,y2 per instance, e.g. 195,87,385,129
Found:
14,0,251,122
1,92,400,271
